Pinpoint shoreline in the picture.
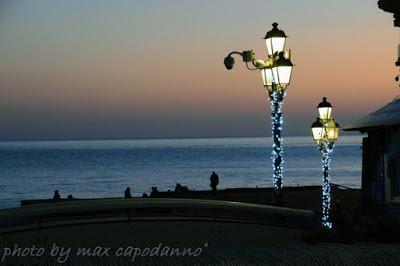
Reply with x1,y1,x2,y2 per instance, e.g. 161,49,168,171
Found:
150,185,361,214
20,185,361,215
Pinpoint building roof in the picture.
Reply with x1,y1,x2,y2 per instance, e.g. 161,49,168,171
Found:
378,0,400,14
343,97,400,132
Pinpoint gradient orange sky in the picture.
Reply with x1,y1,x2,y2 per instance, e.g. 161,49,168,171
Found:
0,0,398,140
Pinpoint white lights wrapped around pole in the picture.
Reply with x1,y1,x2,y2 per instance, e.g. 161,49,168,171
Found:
262,24,293,203
311,98,340,229
262,51,293,198
269,86,285,191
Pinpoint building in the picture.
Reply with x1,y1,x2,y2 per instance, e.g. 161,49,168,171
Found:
344,97,400,217
378,0,400,65
378,0,400,27
343,1,400,217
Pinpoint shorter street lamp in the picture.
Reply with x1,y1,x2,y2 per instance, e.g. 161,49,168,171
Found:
311,97,340,229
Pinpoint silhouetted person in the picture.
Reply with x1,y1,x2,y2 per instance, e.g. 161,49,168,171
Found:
125,187,132,198
210,171,219,192
150,186,159,196
175,183,183,192
53,190,61,200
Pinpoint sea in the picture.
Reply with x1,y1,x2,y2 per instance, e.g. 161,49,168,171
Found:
0,136,363,209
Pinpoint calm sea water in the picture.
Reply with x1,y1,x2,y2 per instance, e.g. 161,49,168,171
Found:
0,136,363,209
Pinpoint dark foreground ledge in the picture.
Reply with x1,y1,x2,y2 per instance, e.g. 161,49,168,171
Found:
3,198,315,230
0,198,315,255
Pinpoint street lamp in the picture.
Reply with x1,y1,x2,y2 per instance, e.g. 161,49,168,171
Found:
224,23,293,204
311,97,340,229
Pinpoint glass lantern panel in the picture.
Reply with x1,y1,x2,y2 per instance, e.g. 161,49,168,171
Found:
334,126,340,140
266,37,286,55
272,65,292,86
318,107,333,120
312,127,325,142
326,120,339,142
326,126,336,141
261,68,274,87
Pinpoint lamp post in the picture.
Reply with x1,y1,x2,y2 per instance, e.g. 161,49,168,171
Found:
311,97,340,228
224,23,293,204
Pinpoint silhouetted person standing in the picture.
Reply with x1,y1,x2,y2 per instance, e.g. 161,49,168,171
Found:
210,171,219,193
53,190,61,200
125,187,132,198
150,186,159,197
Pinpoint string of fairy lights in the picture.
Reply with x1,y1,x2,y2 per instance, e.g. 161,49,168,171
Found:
269,90,285,190
311,98,340,229
321,142,334,229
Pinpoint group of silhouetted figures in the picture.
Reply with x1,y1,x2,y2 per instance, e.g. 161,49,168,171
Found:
52,171,220,200
170,171,219,194
52,190,74,200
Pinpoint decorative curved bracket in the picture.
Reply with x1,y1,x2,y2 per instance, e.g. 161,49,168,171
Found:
224,50,262,71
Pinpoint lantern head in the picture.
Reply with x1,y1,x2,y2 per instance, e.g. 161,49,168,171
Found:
263,22,287,56
311,117,325,145
326,119,340,142
272,52,293,90
318,97,333,120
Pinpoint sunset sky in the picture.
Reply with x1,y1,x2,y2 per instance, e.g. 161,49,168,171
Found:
0,0,398,140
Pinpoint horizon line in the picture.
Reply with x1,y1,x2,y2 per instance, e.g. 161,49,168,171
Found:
0,133,363,142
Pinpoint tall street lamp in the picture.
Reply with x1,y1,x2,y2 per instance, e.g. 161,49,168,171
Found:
224,23,293,204
311,97,340,228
